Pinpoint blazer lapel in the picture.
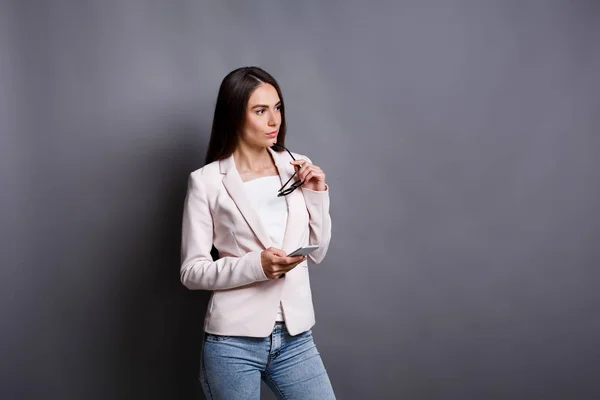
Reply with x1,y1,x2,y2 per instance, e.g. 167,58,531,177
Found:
268,147,305,253
220,155,273,249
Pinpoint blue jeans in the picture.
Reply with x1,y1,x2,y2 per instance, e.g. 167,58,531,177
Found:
200,322,336,399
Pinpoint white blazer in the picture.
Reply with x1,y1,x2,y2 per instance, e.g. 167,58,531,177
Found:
180,146,331,337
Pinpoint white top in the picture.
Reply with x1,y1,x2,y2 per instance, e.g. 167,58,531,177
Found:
243,175,288,321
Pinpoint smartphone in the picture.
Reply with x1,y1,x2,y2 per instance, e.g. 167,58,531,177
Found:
287,245,319,257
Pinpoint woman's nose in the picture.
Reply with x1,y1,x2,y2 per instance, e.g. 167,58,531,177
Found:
268,111,278,126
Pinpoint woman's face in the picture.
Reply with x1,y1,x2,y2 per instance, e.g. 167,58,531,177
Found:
240,83,282,148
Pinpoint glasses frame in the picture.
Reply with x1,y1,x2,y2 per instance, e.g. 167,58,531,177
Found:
272,144,304,197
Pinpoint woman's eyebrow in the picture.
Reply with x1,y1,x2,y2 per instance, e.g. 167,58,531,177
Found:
250,101,282,109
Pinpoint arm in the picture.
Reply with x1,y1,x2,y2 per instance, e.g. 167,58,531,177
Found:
180,173,269,290
299,156,332,264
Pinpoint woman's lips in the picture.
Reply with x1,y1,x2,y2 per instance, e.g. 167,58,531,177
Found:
266,131,278,137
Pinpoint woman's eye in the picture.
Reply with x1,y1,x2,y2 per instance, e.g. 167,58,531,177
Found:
256,109,265,115
275,105,281,111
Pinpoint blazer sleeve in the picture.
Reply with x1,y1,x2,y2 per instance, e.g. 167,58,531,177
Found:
180,172,270,290
300,156,332,264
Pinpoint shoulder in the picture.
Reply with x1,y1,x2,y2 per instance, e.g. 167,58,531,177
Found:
188,160,221,186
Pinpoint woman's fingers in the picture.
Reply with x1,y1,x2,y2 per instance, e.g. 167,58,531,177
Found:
290,159,308,167
263,252,306,279
269,247,287,257
291,161,323,184
281,255,306,265
271,253,305,267
303,170,316,184
263,248,306,278
290,159,308,176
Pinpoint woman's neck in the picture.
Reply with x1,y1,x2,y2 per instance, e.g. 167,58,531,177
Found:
233,142,274,174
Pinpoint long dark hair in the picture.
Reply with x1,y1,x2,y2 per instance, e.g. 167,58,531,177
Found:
205,66,287,164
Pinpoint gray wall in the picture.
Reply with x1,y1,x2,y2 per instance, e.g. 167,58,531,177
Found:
1,1,599,399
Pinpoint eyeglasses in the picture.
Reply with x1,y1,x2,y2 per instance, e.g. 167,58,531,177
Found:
272,143,303,197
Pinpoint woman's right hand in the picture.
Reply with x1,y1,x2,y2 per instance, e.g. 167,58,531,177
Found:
260,248,306,279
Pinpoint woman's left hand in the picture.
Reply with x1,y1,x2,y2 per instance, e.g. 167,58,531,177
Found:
290,160,327,192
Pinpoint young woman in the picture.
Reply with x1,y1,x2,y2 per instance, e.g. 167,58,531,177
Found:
180,66,335,399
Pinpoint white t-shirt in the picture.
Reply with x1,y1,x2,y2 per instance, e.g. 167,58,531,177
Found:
243,175,288,321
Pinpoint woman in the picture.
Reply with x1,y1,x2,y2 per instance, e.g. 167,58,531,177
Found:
180,66,335,399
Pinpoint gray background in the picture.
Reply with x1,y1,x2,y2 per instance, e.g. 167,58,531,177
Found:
1,0,599,399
